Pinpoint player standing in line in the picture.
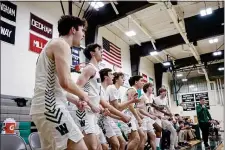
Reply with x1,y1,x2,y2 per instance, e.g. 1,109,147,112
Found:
99,69,140,150
30,15,90,150
138,83,163,150
152,87,177,150
108,75,144,150
71,44,131,150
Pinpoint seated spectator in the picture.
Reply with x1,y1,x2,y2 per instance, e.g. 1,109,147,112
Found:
177,121,191,147
184,118,196,140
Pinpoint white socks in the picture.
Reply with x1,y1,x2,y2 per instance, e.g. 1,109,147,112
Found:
155,138,160,147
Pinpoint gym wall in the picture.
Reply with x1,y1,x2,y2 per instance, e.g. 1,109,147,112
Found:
1,1,84,98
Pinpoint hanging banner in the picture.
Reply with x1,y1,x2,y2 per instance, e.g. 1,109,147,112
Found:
30,13,53,38
0,1,17,22
71,47,80,67
182,94,195,102
183,102,196,111
29,33,48,54
149,77,154,84
0,20,16,44
123,73,130,88
195,92,209,101
142,73,148,83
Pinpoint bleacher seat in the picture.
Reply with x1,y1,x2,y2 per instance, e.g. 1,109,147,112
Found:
28,132,41,150
1,134,27,150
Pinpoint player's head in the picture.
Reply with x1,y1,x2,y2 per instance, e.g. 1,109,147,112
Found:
199,97,205,105
99,68,113,85
143,83,153,94
129,75,144,89
83,43,102,62
158,87,167,98
58,15,87,46
113,72,124,86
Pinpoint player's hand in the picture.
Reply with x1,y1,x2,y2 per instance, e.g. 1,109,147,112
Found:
76,101,88,111
80,92,89,103
151,116,157,120
102,108,111,116
137,118,143,127
88,103,100,113
121,115,131,123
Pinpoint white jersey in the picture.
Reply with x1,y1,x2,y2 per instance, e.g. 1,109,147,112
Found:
153,96,167,117
143,94,155,113
83,63,101,109
30,40,70,115
123,87,138,115
107,84,122,103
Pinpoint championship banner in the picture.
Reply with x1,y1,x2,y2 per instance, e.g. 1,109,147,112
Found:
142,73,148,83
0,20,16,44
123,73,130,88
0,1,17,22
29,33,48,54
30,13,53,38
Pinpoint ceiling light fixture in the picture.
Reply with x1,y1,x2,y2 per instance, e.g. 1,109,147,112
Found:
213,51,222,56
125,30,136,37
176,73,183,77
218,67,224,71
150,51,158,56
163,61,171,67
200,8,213,16
189,85,195,88
182,78,188,82
209,38,218,44
90,1,104,10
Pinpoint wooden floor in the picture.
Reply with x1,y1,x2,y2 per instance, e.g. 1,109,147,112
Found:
180,140,201,150
216,143,224,150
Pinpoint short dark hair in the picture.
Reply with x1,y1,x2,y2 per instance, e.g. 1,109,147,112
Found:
158,87,167,94
58,15,87,36
83,43,101,60
184,118,189,121
143,83,153,93
199,97,205,100
113,72,124,84
99,68,112,82
178,121,184,124
129,75,142,86
174,114,180,117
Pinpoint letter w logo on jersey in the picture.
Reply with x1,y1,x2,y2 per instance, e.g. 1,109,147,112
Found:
55,123,69,136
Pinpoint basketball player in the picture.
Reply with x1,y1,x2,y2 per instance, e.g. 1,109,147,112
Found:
71,43,131,150
30,15,90,150
152,87,177,150
99,69,139,150
108,75,144,150
138,83,162,150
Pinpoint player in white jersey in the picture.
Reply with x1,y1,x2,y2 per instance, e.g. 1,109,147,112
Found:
30,15,90,150
152,87,177,150
71,44,131,150
109,75,144,150
99,70,139,150
138,83,162,150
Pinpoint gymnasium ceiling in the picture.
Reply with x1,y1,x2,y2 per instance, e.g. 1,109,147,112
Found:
73,1,224,79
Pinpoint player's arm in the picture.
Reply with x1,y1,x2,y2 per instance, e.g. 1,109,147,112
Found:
127,89,142,122
76,65,96,87
138,97,156,119
165,106,173,116
109,88,138,111
50,40,87,102
108,114,122,120
100,99,130,123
